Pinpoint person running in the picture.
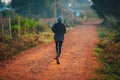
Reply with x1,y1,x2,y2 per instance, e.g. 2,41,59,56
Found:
52,16,66,64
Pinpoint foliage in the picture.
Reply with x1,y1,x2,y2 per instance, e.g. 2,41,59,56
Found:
0,9,16,18
12,25,18,31
86,9,99,21
97,39,120,80
101,16,120,42
104,16,119,29
91,0,120,40
0,35,12,60
39,32,53,43
0,31,53,60
91,0,120,19
10,0,71,18
10,0,91,19
95,27,120,80
35,23,49,34
63,14,81,26
19,34,43,48
10,16,36,37
0,2,4,8
93,2,120,78
0,15,53,60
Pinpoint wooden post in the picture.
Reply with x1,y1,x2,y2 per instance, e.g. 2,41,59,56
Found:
9,17,12,38
1,14,4,35
2,24,4,36
0,14,1,18
54,0,57,20
18,16,20,37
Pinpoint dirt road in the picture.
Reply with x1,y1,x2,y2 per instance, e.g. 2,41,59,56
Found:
0,21,100,80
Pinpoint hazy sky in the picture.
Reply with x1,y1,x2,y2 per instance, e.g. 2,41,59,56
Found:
1,0,11,5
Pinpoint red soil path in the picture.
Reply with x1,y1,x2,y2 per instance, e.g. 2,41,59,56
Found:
0,21,101,80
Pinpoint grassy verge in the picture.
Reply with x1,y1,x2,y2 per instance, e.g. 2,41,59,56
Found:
0,31,53,61
93,26,120,80
0,26,74,61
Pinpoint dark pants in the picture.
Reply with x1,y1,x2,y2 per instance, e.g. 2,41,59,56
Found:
55,41,63,57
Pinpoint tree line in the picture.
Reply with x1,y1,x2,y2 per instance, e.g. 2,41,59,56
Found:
10,0,91,18
91,0,120,19
10,0,69,18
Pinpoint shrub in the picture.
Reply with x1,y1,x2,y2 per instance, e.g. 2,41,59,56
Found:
105,16,118,29
98,40,120,80
11,16,37,35
39,32,53,43
0,32,51,60
96,26,120,80
35,23,49,34
0,35,12,43
113,33,120,43
0,43,12,60
102,16,120,32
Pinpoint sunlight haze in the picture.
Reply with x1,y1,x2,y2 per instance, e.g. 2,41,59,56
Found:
1,0,11,5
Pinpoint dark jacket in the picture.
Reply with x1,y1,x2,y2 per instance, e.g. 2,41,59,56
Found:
52,22,66,41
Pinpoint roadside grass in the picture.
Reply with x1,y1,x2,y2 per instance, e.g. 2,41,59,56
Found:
0,26,74,61
96,26,116,39
0,31,53,61
92,26,120,80
39,32,53,43
94,46,103,57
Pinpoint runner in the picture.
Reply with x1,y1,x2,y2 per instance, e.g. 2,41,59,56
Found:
52,16,66,64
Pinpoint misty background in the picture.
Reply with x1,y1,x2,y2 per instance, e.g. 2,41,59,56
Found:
0,0,93,19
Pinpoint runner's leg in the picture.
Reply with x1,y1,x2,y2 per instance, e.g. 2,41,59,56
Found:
58,41,63,57
55,41,59,57
55,41,60,64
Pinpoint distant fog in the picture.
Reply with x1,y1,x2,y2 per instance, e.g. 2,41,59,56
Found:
1,0,11,5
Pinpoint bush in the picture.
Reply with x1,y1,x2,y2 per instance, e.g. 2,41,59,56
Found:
19,34,44,48
0,43,12,60
95,25,120,80
99,40,120,62
11,16,37,35
0,32,52,60
35,23,49,34
39,32,53,43
96,26,120,80
102,16,120,32
113,33,120,43
104,16,118,29
98,40,120,80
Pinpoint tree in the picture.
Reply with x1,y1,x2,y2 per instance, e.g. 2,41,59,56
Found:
0,2,4,8
91,0,120,19
10,0,74,18
10,0,58,18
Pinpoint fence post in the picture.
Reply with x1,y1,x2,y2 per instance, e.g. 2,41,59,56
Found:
1,14,4,36
18,16,20,37
2,24,4,36
9,16,12,38
54,0,57,20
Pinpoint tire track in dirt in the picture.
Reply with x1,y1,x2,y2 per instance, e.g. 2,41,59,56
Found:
0,21,100,80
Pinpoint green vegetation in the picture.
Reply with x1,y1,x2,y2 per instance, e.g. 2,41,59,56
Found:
91,0,120,19
0,15,54,61
94,17,120,80
91,0,120,79
0,32,53,61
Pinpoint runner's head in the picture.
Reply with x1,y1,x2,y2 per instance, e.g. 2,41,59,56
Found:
57,16,63,22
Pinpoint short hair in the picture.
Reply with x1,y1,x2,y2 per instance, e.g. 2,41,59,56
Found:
57,16,63,22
